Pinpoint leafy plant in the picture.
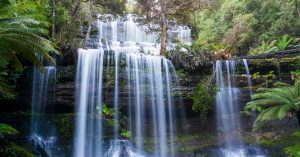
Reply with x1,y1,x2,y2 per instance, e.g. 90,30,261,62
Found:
96,104,131,139
0,0,60,71
284,131,300,157
0,123,19,137
211,44,234,59
249,40,278,55
192,77,218,123
276,35,294,51
97,104,114,119
252,72,261,80
120,129,131,139
0,143,36,157
291,70,300,80
245,81,300,130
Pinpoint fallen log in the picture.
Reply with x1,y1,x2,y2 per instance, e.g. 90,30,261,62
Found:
233,48,300,60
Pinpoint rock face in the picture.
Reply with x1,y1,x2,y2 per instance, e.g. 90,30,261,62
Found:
4,57,298,113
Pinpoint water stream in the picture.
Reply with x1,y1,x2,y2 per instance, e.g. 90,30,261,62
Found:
30,65,57,156
215,60,266,157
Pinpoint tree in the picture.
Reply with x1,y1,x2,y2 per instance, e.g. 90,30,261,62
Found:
189,0,300,56
93,0,127,14
135,0,200,56
244,81,300,130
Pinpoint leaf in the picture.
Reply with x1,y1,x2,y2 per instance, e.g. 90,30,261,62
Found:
245,81,300,130
0,123,19,137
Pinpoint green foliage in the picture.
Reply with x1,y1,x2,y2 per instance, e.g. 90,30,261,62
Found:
94,0,126,14
250,71,275,87
0,142,36,157
276,35,294,51
291,70,300,80
249,35,299,55
53,2,71,31
96,104,131,139
0,123,34,157
120,129,131,139
249,41,277,55
190,0,300,55
244,81,300,130
192,77,218,122
168,41,212,70
284,131,300,157
0,0,60,99
0,123,19,137
252,72,261,80
0,0,59,71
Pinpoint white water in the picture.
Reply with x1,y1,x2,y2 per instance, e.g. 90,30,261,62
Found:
73,14,189,157
243,59,253,95
96,14,192,55
30,66,57,157
215,60,265,157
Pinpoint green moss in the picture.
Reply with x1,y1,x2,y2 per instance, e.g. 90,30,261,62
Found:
175,134,216,153
54,114,74,143
258,139,277,146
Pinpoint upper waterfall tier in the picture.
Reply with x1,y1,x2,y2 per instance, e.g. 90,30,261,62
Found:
86,14,192,55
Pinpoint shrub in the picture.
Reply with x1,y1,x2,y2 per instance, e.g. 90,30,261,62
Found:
192,77,218,123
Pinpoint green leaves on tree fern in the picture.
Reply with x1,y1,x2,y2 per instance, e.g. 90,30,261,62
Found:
245,81,300,130
0,0,60,98
0,0,59,71
0,123,19,137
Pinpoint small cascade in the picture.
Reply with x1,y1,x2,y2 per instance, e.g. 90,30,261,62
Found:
73,14,188,157
105,140,146,157
242,59,253,95
95,14,192,54
30,65,57,156
215,60,265,157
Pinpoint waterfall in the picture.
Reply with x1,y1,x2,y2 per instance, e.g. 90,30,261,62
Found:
216,60,242,143
73,14,188,157
242,59,253,95
30,65,57,157
215,60,265,157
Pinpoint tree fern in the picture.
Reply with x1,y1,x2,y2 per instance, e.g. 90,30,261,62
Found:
276,35,294,51
0,123,19,137
0,0,59,71
0,0,59,98
245,81,300,130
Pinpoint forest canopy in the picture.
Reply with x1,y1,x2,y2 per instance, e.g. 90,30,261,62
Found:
189,0,300,56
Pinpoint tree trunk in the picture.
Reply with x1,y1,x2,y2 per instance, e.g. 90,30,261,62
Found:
84,0,92,49
52,0,55,39
233,48,300,60
72,0,81,17
160,12,167,56
296,111,300,126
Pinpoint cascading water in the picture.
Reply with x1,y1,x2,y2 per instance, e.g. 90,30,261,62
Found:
215,60,266,157
73,14,188,157
243,59,253,95
30,65,57,157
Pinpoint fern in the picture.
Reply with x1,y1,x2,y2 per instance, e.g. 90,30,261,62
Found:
0,0,60,98
276,35,294,51
249,40,278,55
244,81,300,130
0,0,60,71
0,123,19,137
284,131,300,157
